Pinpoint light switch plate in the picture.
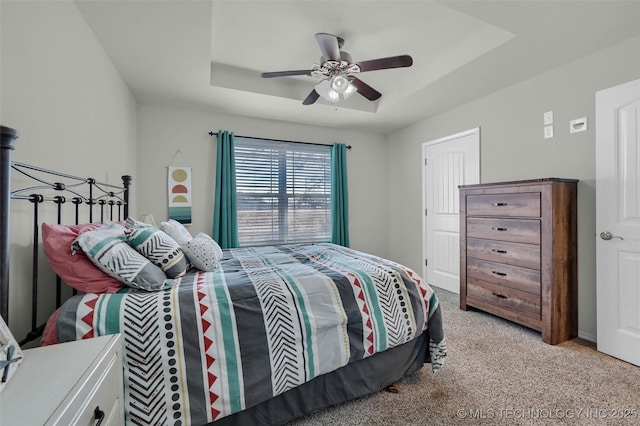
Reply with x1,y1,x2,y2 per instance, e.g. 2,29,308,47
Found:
544,111,553,125
544,125,554,139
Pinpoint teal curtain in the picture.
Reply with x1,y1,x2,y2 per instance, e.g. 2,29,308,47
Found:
213,130,239,248
331,143,350,247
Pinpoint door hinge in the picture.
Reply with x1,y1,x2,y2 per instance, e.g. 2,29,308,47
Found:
424,158,427,166
425,259,428,266
425,208,428,216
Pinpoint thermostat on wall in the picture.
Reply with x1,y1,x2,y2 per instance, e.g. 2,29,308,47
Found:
570,116,588,133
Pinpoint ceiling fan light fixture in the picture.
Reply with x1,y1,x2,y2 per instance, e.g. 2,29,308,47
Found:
343,81,357,98
315,76,357,104
315,79,339,103
331,75,350,94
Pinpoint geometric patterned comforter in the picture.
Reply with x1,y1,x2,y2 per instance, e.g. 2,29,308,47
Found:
54,243,446,425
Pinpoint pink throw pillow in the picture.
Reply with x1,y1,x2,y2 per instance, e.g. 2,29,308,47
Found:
42,222,123,294
40,308,60,346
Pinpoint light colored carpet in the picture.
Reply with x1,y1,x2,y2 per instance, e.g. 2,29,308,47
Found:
290,288,640,425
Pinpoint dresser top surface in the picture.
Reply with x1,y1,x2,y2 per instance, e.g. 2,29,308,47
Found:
459,177,579,190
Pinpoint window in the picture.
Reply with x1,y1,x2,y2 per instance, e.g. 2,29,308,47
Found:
235,137,332,246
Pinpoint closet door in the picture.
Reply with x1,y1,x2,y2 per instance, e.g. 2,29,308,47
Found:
422,128,479,293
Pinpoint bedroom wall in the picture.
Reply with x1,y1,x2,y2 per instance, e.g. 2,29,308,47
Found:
0,1,137,341
136,103,388,257
386,35,640,341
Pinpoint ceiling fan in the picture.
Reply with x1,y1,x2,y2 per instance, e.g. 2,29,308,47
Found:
261,33,413,105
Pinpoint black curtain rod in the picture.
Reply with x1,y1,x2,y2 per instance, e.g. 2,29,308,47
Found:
208,131,351,150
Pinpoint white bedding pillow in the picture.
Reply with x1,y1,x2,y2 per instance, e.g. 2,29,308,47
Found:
160,219,193,245
181,233,223,272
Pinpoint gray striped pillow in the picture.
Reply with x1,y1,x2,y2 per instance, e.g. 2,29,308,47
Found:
124,219,187,279
72,221,169,291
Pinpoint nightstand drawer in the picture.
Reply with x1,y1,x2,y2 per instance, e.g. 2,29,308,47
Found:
467,217,540,244
467,257,540,295
467,277,541,319
1,335,124,426
55,345,122,425
466,238,540,269
466,192,540,217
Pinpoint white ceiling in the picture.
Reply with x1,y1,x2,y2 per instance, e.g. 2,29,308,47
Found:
75,0,640,134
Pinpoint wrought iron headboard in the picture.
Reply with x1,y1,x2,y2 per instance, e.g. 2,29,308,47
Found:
1,126,131,344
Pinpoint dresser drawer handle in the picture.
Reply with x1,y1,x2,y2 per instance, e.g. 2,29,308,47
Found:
491,227,508,231
492,202,508,206
492,271,507,277
491,249,508,254
492,292,508,299
94,406,105,426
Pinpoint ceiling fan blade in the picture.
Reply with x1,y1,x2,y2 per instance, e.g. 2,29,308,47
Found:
302,89,320,105
315,33,341,62
261,70,313,78
355,55,413,73
350,77,381,101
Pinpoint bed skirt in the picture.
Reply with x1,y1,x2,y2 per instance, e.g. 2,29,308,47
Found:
210,332,429,425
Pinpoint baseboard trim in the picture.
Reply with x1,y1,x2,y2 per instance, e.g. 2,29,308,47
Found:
578,330,597,343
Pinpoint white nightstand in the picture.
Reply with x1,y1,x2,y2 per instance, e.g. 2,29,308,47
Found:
0,334,124,425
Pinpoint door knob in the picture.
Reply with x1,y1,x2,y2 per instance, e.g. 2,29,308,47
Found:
600,231,623,240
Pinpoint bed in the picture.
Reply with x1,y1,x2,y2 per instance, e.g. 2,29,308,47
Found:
0,125,446,425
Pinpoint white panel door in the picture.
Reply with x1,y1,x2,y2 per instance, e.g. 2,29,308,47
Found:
423,128,479,293
596,78,640,367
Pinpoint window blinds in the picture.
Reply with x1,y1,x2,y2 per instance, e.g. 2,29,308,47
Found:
234,137,332,246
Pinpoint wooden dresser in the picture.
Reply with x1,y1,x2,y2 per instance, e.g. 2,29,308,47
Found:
459,178,578,344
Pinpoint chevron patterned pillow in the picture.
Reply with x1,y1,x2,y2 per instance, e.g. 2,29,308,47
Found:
125,221,188,279
72,221,169,291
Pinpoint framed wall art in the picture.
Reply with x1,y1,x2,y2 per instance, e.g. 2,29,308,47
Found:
168,165,192,225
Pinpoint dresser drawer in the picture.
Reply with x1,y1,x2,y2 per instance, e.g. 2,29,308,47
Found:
467,217,540,244
466,238,540,269
467,277,541,319
467,257,540,295
466,192,540,217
